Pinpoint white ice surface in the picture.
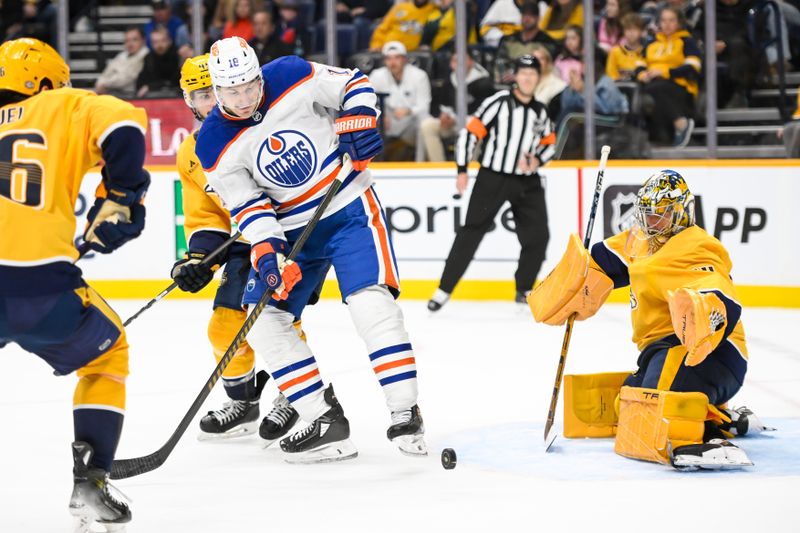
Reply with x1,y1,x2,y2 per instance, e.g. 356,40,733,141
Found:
2,300,798,532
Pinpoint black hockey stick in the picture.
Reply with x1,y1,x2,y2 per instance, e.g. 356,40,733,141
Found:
110,179,343,479
543,145,611,448
122,232,242,327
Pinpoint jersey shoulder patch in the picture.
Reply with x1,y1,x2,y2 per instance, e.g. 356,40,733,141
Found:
195,110,249,171
263,56,314,107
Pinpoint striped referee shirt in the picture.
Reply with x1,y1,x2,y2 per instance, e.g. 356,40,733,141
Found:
455,89,556,175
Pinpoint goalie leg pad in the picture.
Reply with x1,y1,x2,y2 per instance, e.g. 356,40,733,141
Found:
614,386,710,464
564,372,632,438
528,233,613,325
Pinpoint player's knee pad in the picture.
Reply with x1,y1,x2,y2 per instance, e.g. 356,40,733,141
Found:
208,306,255,378
346,285,409,352
564,372,631,438
74,373,126,412
247,305,310,364
614,386,726,464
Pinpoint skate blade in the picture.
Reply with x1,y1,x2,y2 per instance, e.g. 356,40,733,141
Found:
71,510,127,533
283,439,359,464
197,421,258,441
392,434,428,457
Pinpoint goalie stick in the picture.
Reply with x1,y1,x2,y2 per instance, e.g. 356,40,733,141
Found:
543,145,611,448
110,178,343,479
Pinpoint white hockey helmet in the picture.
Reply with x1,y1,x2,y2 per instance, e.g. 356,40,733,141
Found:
208,37,263,117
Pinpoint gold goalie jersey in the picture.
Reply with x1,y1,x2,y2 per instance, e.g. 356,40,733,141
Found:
0,88,147,265
592,225,747,358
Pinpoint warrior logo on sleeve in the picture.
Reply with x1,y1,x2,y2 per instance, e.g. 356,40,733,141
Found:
256,129,318,188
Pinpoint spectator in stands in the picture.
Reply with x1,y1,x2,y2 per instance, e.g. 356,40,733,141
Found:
554,25,584,81
480,0,524,47
334,0,392,23
275,0,307,55
145,0,191,50
370,41,432,160
496,1,559,82
695,0,756,108
606,12,645,81
598,0,631,54
777,90,800,157
136,25,181,98
223,0,256,40
531,44,566,105
249,9,292,65
635,6,701,147
417,53,495,161
95,26,149,97
420,0,477,53
5,0,57,45
369,0,437,53
540,0,583,41
552,52,629,126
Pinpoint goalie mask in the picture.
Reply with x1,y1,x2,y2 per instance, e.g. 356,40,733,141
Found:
626,170,695,255
208,37,263,119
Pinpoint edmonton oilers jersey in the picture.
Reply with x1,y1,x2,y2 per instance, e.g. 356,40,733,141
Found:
195,56,379,246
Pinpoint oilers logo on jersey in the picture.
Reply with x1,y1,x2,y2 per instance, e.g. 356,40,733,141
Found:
257,129,317,188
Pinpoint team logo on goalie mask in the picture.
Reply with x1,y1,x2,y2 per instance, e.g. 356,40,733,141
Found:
256,129,318,188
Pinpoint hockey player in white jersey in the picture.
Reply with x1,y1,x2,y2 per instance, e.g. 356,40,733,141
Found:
195,37,426,463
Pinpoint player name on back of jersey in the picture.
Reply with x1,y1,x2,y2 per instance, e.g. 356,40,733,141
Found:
0,104,23,126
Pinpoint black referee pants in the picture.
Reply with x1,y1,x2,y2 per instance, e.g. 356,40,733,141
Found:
439,167,549,294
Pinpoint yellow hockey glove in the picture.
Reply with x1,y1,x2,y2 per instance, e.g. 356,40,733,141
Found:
667,288,727,366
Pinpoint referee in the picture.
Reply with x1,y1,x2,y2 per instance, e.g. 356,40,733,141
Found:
428,55,555,311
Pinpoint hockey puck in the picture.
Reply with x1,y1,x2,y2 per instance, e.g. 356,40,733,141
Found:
441,448,457,470
452,193,462,200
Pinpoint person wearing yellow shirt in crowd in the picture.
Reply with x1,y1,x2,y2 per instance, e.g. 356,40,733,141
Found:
606,13,645,81
171,55,304,445
480,0,525,47
0,38,149,530
369,0,437,52
634,6,701,147
419,0,477,52
540,0,584,41
530,170,763,470
777,89,800,157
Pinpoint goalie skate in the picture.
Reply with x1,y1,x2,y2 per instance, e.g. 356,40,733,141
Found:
387,405,428,457
670,438,754,471
260,392,300,448
279,385,358,464
722,406,776,436
69,442,131,533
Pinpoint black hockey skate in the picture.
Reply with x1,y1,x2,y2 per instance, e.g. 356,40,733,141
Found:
259,392,300,448
198,370,268,441
515,290,530,304
69,441,130,533
387,404,428,457
279,384,357,464
670,438,754,471
427,288,450,312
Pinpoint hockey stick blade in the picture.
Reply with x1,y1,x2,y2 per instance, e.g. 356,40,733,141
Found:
542,145,611,448
110,181,342,480
122,231,242,327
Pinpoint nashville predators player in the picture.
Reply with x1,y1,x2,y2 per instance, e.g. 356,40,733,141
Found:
171,54,301,443
0,39,148,529
530,170,768,470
